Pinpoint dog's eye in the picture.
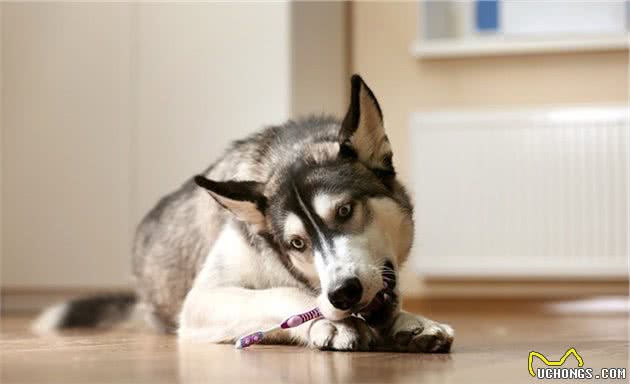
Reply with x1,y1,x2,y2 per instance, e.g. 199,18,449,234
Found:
337,203,353,219
290,237,306,251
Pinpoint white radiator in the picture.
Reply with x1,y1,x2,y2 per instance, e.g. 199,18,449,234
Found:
409,105,628,278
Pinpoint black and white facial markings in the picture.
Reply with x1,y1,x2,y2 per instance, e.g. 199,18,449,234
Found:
272,168,411,320
193,75,414,320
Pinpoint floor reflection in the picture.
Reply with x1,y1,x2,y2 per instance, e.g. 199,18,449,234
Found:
177,341,454,384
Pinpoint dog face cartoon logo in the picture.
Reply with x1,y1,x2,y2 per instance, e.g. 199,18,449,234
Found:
528,347,584,377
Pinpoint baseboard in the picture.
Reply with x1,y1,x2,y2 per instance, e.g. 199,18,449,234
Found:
408,280,628,299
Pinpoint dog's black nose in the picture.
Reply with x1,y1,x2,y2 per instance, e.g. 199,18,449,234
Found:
328,277,363,310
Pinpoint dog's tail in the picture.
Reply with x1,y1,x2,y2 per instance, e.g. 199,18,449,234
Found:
32,292,138,334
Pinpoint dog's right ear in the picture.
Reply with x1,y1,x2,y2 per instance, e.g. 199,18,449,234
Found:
194,175,267,229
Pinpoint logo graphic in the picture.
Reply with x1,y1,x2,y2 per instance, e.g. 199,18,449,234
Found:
528,347,583,377
528,347,625,380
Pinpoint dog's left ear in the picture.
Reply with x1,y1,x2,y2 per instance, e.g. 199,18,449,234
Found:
339,74,394,177
194,175,267,230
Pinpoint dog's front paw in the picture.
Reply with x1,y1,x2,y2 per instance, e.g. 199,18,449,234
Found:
308,317,376,351
390,312,454,353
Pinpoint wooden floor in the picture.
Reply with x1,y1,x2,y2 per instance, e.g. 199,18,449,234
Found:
1,298,628,384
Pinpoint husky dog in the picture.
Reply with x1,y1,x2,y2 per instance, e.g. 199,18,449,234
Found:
35,75,454,352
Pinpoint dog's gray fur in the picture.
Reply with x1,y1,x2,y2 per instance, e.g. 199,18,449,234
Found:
34,75,454,353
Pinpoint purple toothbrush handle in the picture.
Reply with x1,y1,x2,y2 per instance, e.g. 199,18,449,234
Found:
236,331,264,349
280,307,322,329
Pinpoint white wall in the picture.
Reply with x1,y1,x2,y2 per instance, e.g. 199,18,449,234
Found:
130,3,292,229
290,2,347,117
1,3,310,289
2,4,135,288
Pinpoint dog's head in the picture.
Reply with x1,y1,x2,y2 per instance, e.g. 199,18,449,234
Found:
195,75,413,326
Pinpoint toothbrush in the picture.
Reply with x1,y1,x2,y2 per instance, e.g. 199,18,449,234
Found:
235,307,322,349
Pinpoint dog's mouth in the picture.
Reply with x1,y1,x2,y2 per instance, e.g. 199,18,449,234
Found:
357,261,398,326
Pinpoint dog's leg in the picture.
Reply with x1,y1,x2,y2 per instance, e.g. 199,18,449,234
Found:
382,310,454,353
178,286,376,350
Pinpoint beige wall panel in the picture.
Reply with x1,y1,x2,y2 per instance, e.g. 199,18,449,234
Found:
2,3,134,287
290,2,347,117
